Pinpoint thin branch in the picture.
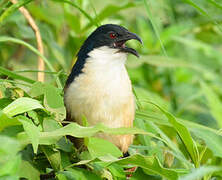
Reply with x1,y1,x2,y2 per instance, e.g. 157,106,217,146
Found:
10,0,45,82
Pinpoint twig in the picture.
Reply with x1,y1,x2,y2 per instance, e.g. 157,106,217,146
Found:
9,0,45,82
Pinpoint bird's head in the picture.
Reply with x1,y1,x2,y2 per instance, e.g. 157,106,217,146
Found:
65,24,142,86
78,24,142,58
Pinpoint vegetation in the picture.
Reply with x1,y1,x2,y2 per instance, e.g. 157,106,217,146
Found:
1,0,222,179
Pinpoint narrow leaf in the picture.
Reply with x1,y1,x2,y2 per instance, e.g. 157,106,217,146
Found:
149,102,199,167
0,66,35,84
0,0,32,25
180,166,222,180
0,36,62,88
201,82,222,128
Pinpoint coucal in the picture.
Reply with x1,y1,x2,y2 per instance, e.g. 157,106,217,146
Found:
64,24,142,153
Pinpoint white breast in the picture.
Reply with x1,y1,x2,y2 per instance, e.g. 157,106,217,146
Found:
65,47,134,127
64,46,135,151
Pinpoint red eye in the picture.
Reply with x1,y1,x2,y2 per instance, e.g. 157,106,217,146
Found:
109,33,116,39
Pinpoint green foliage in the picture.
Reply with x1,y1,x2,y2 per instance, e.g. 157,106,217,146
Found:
0,0,222,179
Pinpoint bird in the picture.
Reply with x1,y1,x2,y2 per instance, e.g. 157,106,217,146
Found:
64,24,142,154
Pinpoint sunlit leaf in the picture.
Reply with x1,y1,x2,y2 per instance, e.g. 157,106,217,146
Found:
3,97,44,117
87,137,122,158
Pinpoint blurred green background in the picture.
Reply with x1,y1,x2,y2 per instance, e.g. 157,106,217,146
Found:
1,0,222,179
1,0,222,128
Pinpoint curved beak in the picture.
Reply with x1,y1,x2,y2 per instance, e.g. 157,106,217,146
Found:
116,31,142,57
125,31,143,44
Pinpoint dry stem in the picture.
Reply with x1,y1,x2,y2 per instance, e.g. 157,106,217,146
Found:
10,0,45,82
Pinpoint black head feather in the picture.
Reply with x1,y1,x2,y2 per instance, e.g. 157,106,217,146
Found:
65,24,142,87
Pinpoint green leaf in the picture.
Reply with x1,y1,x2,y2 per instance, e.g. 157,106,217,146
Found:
43,84,66,121
17,131,59,147
44,84,64,109
183,0,210,17
179,166,222,180
39,123,147,141
3,97,44,117
140,55,208,74
207,0,222,10
0,112,21,131
29,82,45,97
61,167,102,180
173,36,222,60
183,0,222,32
192,128,222,158
18,161,40,180
143,0,167,56
107,163,125,179
0,155,21,177
0,1,10,15
137,109,222,159
0,136,21,176
67,154,179,179
18,116,40,154
96,3,135,22
43,118,62,132
51,0,99,27
0,98,12,110
201,82,222,128
83,2,136,30
131,167,154,180
56,137,73,153
16,123,146,147
149,102,199,167
0,66,35,84
0,176,19,180
41,146,61,171
87,137,122,158
0,136,21,156
136,116,191,168
0,0,32,25
56,174,67,180
116,154,178,180
0,36,62,88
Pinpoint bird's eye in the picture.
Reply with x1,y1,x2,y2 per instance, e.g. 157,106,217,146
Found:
109,33,117,39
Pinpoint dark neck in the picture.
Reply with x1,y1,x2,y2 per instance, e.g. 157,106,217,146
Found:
65,40,94,87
